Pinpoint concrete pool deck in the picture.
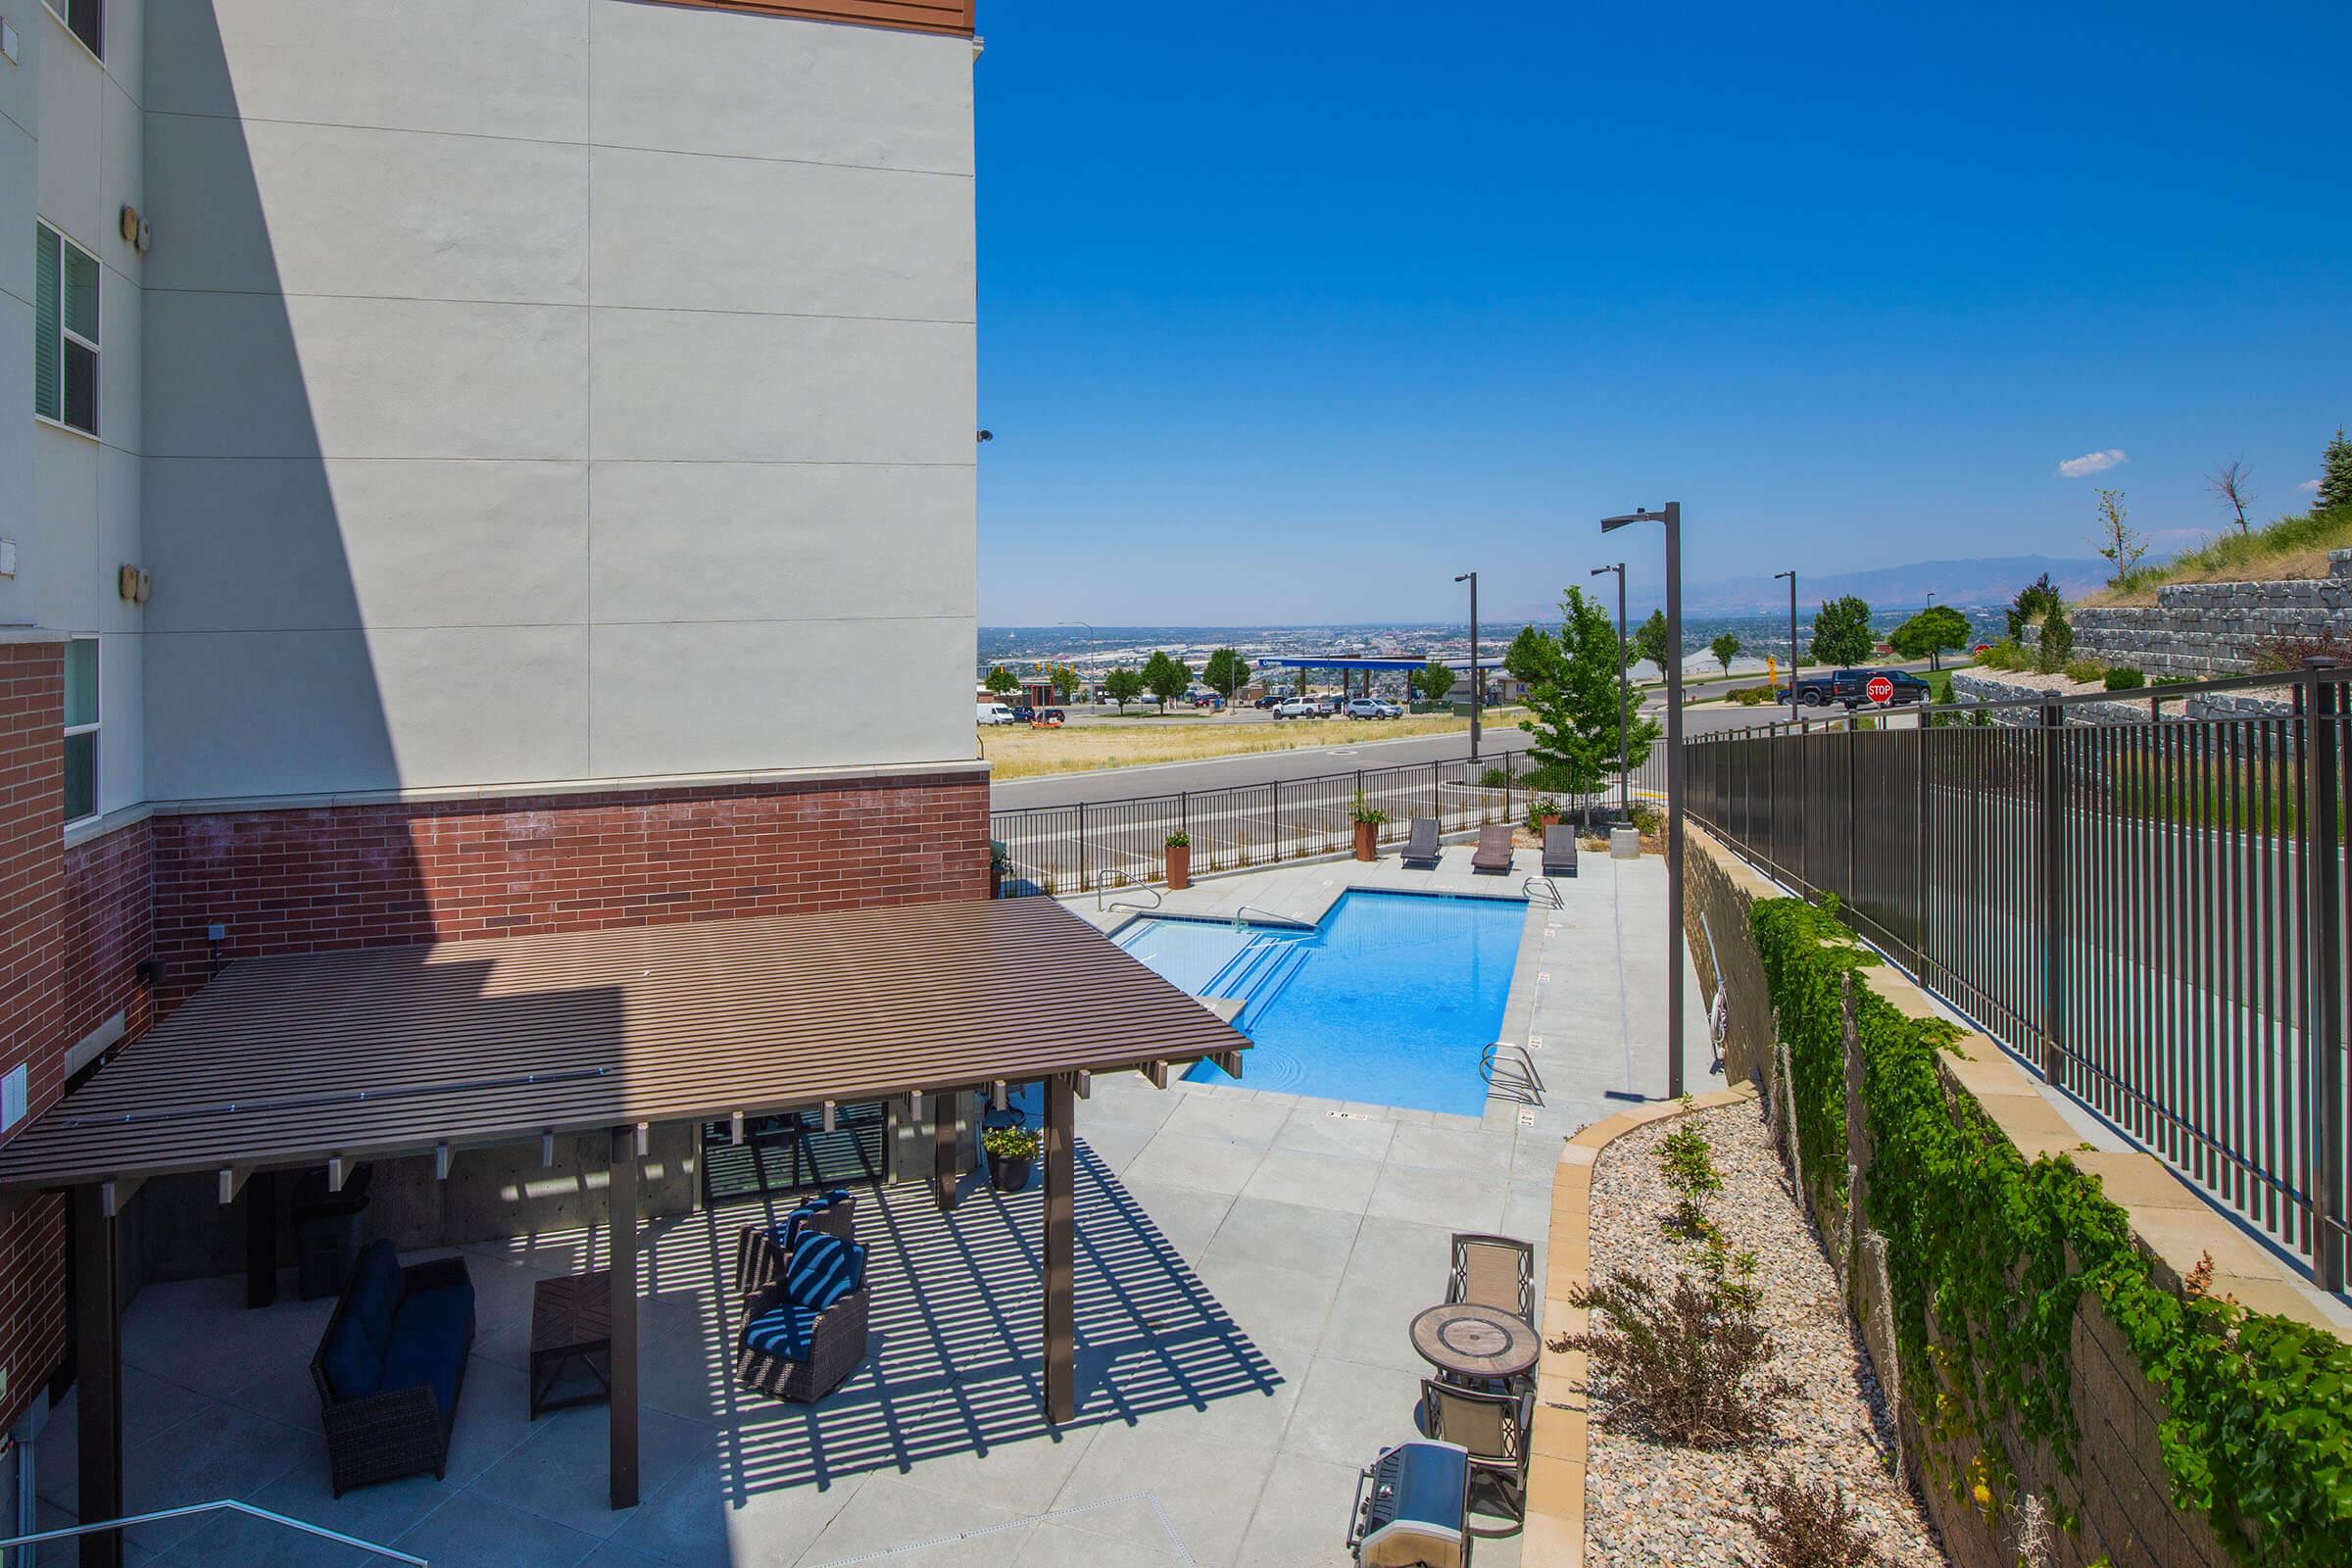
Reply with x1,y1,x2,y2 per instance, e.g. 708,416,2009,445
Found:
31,841,1714,1567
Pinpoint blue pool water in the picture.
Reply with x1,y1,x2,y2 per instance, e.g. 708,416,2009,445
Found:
1114,891,1525,1116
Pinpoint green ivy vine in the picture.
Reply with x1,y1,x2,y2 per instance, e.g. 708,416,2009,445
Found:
1749,893,2352,1568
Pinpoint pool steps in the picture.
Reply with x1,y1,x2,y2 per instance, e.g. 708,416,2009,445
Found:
1200,931,1315,1028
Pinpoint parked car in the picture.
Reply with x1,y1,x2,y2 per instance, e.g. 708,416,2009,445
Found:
1188,693,1225,710
1790,668,1932,709
1271,698,1319,719
976,703,1018,726
1253,693,1286,709
1316,695,1345,714
1344,698,1402,719
1010,705,1037,723
1035,708,1066,726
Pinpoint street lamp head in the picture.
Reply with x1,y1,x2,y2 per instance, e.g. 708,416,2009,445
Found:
1773,569,1794,582
1453,572,1474,584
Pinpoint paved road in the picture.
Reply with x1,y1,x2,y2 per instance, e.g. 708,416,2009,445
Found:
991,727,1520,809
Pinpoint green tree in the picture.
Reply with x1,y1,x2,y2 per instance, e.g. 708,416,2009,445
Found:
2036,607,2075,674
1047,662,1082,704
1514,588,1661,794
2092,486,2148,582
1140,650,1191,710
1888,605,1971,670
1809,596,1875,667
983,665,1019,697
2007,573,2062,641
1708,631,1741,674
1413,660,1456,703
1630,609,1673,676
1200,647,1249,705
1101,666,1144,710
2318,426,2352,514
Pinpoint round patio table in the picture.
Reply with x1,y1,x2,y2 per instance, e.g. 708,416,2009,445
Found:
1409,1302,1540,1383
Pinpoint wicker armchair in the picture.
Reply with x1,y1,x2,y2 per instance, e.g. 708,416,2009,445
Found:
731,1189,857,1296
736,1232,870,1403
310,1244,475,1496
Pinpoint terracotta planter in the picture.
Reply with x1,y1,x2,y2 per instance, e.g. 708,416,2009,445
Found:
1536,812,1561,834
1353,820,1380,861
988,862,1004,900
1166,844,1192,890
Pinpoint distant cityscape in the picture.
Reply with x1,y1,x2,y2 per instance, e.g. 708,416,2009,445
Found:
978,605,2010,689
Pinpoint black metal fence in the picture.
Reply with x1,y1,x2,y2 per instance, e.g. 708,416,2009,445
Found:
1687,667,2349,1294
990,750,1569,899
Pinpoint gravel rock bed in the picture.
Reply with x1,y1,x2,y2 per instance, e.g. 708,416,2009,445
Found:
1582,1101,1947,1567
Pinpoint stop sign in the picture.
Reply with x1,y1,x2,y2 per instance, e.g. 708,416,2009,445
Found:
1866,675,1894,706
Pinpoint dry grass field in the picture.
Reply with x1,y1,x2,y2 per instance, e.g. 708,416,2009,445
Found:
977,711,1486,779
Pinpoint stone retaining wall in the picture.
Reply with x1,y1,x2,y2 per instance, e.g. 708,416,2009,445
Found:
2070,546,2352,677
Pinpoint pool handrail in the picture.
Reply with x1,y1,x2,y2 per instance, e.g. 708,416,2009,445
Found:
1232,905,1315,931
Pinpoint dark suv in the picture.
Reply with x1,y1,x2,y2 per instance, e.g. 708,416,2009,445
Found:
1791,667,1930,709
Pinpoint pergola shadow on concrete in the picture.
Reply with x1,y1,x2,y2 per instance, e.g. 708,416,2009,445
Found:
0,898,1249,1566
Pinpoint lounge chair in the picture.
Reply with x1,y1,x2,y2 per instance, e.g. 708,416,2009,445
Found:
733,1188,855,1296
1541,824,1578,879
1447,1232,1536,1325
1471,824,1513,874
738,1231,871,1403
1400,817,1442,867
311,1241,476,1495
1419,1378,1533,1534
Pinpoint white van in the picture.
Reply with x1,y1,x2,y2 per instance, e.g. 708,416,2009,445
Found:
976,703,1018,726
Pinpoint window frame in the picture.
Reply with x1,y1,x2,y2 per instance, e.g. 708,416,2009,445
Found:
33,221,101,440
41,0,104,63
63,636,100,827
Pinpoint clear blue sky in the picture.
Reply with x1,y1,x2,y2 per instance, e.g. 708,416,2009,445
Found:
974,0,2350,625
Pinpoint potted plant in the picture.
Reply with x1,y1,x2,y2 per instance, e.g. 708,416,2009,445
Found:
1165,830,1192,890
1529,798,1562,835
1349,795,1388,861
988,838,1010,899
984,1125,1040,1192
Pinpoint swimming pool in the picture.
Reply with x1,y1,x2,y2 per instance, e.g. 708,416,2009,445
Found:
1113,891,1526,1116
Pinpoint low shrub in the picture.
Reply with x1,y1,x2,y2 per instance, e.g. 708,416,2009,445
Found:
2247,628,2352,674
2102,667,2147,690
1976,638,2033,673
1730,684,1777,706
1658,1119,1723,1241
1479,765,1513,789
1554,1243,1795,1447
981,1126,1038,1161
1736,1467,1884,1568
2034,610,2075,674
2064,658,2108,684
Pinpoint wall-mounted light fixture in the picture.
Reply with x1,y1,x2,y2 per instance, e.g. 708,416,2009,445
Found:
119,205,150,253
118,564,149,604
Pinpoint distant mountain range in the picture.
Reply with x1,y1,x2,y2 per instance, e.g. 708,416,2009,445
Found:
1498,555,2114,623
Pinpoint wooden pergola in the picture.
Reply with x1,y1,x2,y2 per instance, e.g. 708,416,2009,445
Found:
0,897,1247,1567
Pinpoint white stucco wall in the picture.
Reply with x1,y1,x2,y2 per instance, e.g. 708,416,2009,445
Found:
1,0,148,819
137,0,977,801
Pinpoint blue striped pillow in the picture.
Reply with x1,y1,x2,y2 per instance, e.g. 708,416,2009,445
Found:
784,1233,866,1311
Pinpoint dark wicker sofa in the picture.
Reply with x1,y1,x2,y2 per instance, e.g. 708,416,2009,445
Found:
737,1232,869,1403
310,1240,476,1495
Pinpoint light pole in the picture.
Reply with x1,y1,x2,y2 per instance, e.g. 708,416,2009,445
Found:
1454,572,1481,760
1601,503,1685,1099
1591,563,1629,819
1773,570,1798,725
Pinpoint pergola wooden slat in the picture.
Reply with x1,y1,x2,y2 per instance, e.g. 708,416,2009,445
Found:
7,898,1245,1568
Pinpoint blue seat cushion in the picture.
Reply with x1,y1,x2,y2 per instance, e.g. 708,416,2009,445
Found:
742,1302,821,1363
345,1241,405,1354
396,1281,474,1351
784,1233,865,1312
319,1315,381,1401
377,1322,463,1422
775,1205,819,1251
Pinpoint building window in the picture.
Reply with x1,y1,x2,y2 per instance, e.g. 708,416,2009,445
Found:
43,0,102,59
64,637,98,825
34,223,100,436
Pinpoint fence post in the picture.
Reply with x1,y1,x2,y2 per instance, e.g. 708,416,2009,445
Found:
1915,709,1930,977
2305,660,2345,1292
1178,790,1190,880
2040,701,2066,1088
1076,801,1089,895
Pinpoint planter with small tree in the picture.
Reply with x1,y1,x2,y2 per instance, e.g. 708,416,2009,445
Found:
1350,796,1388,861
1528,797,1562,836
988,838,1009,899
1165,831,1192,890
983,1126,1039,1193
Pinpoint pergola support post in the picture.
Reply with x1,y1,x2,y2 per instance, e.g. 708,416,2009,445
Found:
72,1183,123,1568
608,1126,640,1510
244,1168,277,1309
934,1092,958,1211
1043,1073,1076,1425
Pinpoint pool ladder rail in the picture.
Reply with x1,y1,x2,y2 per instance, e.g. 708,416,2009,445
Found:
1095,868,1162,913
1481,1042,1545,1105
1521,876,1563,909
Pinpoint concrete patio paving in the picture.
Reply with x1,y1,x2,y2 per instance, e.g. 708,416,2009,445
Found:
30,840,1715,1566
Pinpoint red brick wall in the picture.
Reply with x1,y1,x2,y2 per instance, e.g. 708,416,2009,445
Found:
60,819,157,1054
0,644,70,1430
148,768,991,998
